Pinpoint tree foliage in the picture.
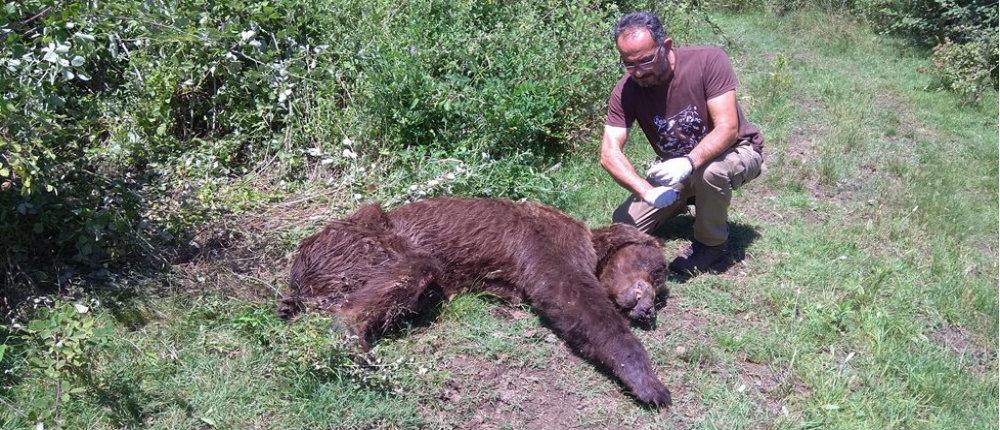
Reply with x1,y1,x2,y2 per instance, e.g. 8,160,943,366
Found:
1,0,650,284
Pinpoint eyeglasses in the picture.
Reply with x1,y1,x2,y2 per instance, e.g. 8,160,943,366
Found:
620,46,662,71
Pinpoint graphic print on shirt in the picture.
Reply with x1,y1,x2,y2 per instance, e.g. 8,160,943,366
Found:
652,105,706,159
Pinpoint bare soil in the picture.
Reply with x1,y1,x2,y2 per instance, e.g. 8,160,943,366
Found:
931,323,997,375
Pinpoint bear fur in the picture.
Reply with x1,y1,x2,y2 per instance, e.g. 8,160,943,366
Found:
279,197,671,407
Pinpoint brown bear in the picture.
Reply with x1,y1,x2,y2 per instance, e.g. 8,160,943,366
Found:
279,197,671,407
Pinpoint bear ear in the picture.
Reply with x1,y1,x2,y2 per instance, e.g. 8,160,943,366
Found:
346,203,393,232
591,223,661,262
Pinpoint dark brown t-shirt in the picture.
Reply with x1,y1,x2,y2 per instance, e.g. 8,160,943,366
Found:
606,45,763,160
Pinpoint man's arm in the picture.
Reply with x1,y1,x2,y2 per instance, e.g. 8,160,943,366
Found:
599,125,654,197
686,90,739,169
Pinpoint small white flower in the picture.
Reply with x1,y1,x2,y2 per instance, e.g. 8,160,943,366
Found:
427,179,439,187
55,43,70,53
278,88,292,103
409,185,418,192
342,148,357,159
240,30,256,41
305,147,323,157
248,39,262,48
445,173,456,180
74,303,89,314
342,137,353,147
42,49,60,63
70,55,84,67
74,32,96,41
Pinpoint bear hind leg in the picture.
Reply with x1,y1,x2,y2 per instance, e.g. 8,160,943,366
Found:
337,255,442,350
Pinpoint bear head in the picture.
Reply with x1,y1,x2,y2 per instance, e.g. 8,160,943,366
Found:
592,224,667,326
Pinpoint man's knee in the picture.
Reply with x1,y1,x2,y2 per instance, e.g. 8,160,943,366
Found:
692,160,731,191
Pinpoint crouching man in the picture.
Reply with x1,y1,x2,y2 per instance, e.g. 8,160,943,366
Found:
601,11,765,275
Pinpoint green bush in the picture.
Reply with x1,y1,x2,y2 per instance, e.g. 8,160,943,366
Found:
854,0,996,44
925,35,998,104
17,300,112,425
853,0,998,102
1,0,657,285
696,0,998,101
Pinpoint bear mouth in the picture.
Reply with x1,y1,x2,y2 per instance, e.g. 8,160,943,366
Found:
626,301,658,328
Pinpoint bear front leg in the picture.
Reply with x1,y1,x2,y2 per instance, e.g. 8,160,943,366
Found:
525,274,672,407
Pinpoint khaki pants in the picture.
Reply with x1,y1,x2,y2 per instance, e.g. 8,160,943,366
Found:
612,142,763,246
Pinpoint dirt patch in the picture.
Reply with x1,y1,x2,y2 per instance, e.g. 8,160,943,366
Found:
657,297,712,345
416,295,717,429
931,324,997,375
783,95,828,165
422,351,707,430
735,358,812,420
170,190,353,300
429,353,584,429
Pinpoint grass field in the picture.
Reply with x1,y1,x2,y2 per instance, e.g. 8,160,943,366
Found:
3,8,997,430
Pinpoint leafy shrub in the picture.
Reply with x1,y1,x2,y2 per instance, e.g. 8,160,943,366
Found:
853,0,998,101
2,0,663,286
854,0,996,44
695,0,998,102
925,35,998,104
17,301,111,425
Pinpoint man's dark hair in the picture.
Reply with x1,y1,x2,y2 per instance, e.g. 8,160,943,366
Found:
613,11,666,45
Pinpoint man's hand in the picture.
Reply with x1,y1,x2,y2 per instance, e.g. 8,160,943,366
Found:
647,157,694,186
642,186,679,208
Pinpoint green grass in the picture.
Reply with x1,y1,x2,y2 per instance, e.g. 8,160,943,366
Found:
3,7,997,430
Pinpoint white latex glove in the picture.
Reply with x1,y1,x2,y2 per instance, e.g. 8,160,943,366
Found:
647,156,694,186
642,186,679,208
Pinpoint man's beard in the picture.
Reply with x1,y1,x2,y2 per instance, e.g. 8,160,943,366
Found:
635,75,660,87
635,66,672,88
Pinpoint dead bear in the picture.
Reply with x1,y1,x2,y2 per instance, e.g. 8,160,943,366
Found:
279,197,671,407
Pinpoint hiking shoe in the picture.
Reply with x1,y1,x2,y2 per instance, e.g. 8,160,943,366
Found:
669,240,727,275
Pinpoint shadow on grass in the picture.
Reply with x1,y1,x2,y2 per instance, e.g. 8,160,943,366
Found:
651,214,762,283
